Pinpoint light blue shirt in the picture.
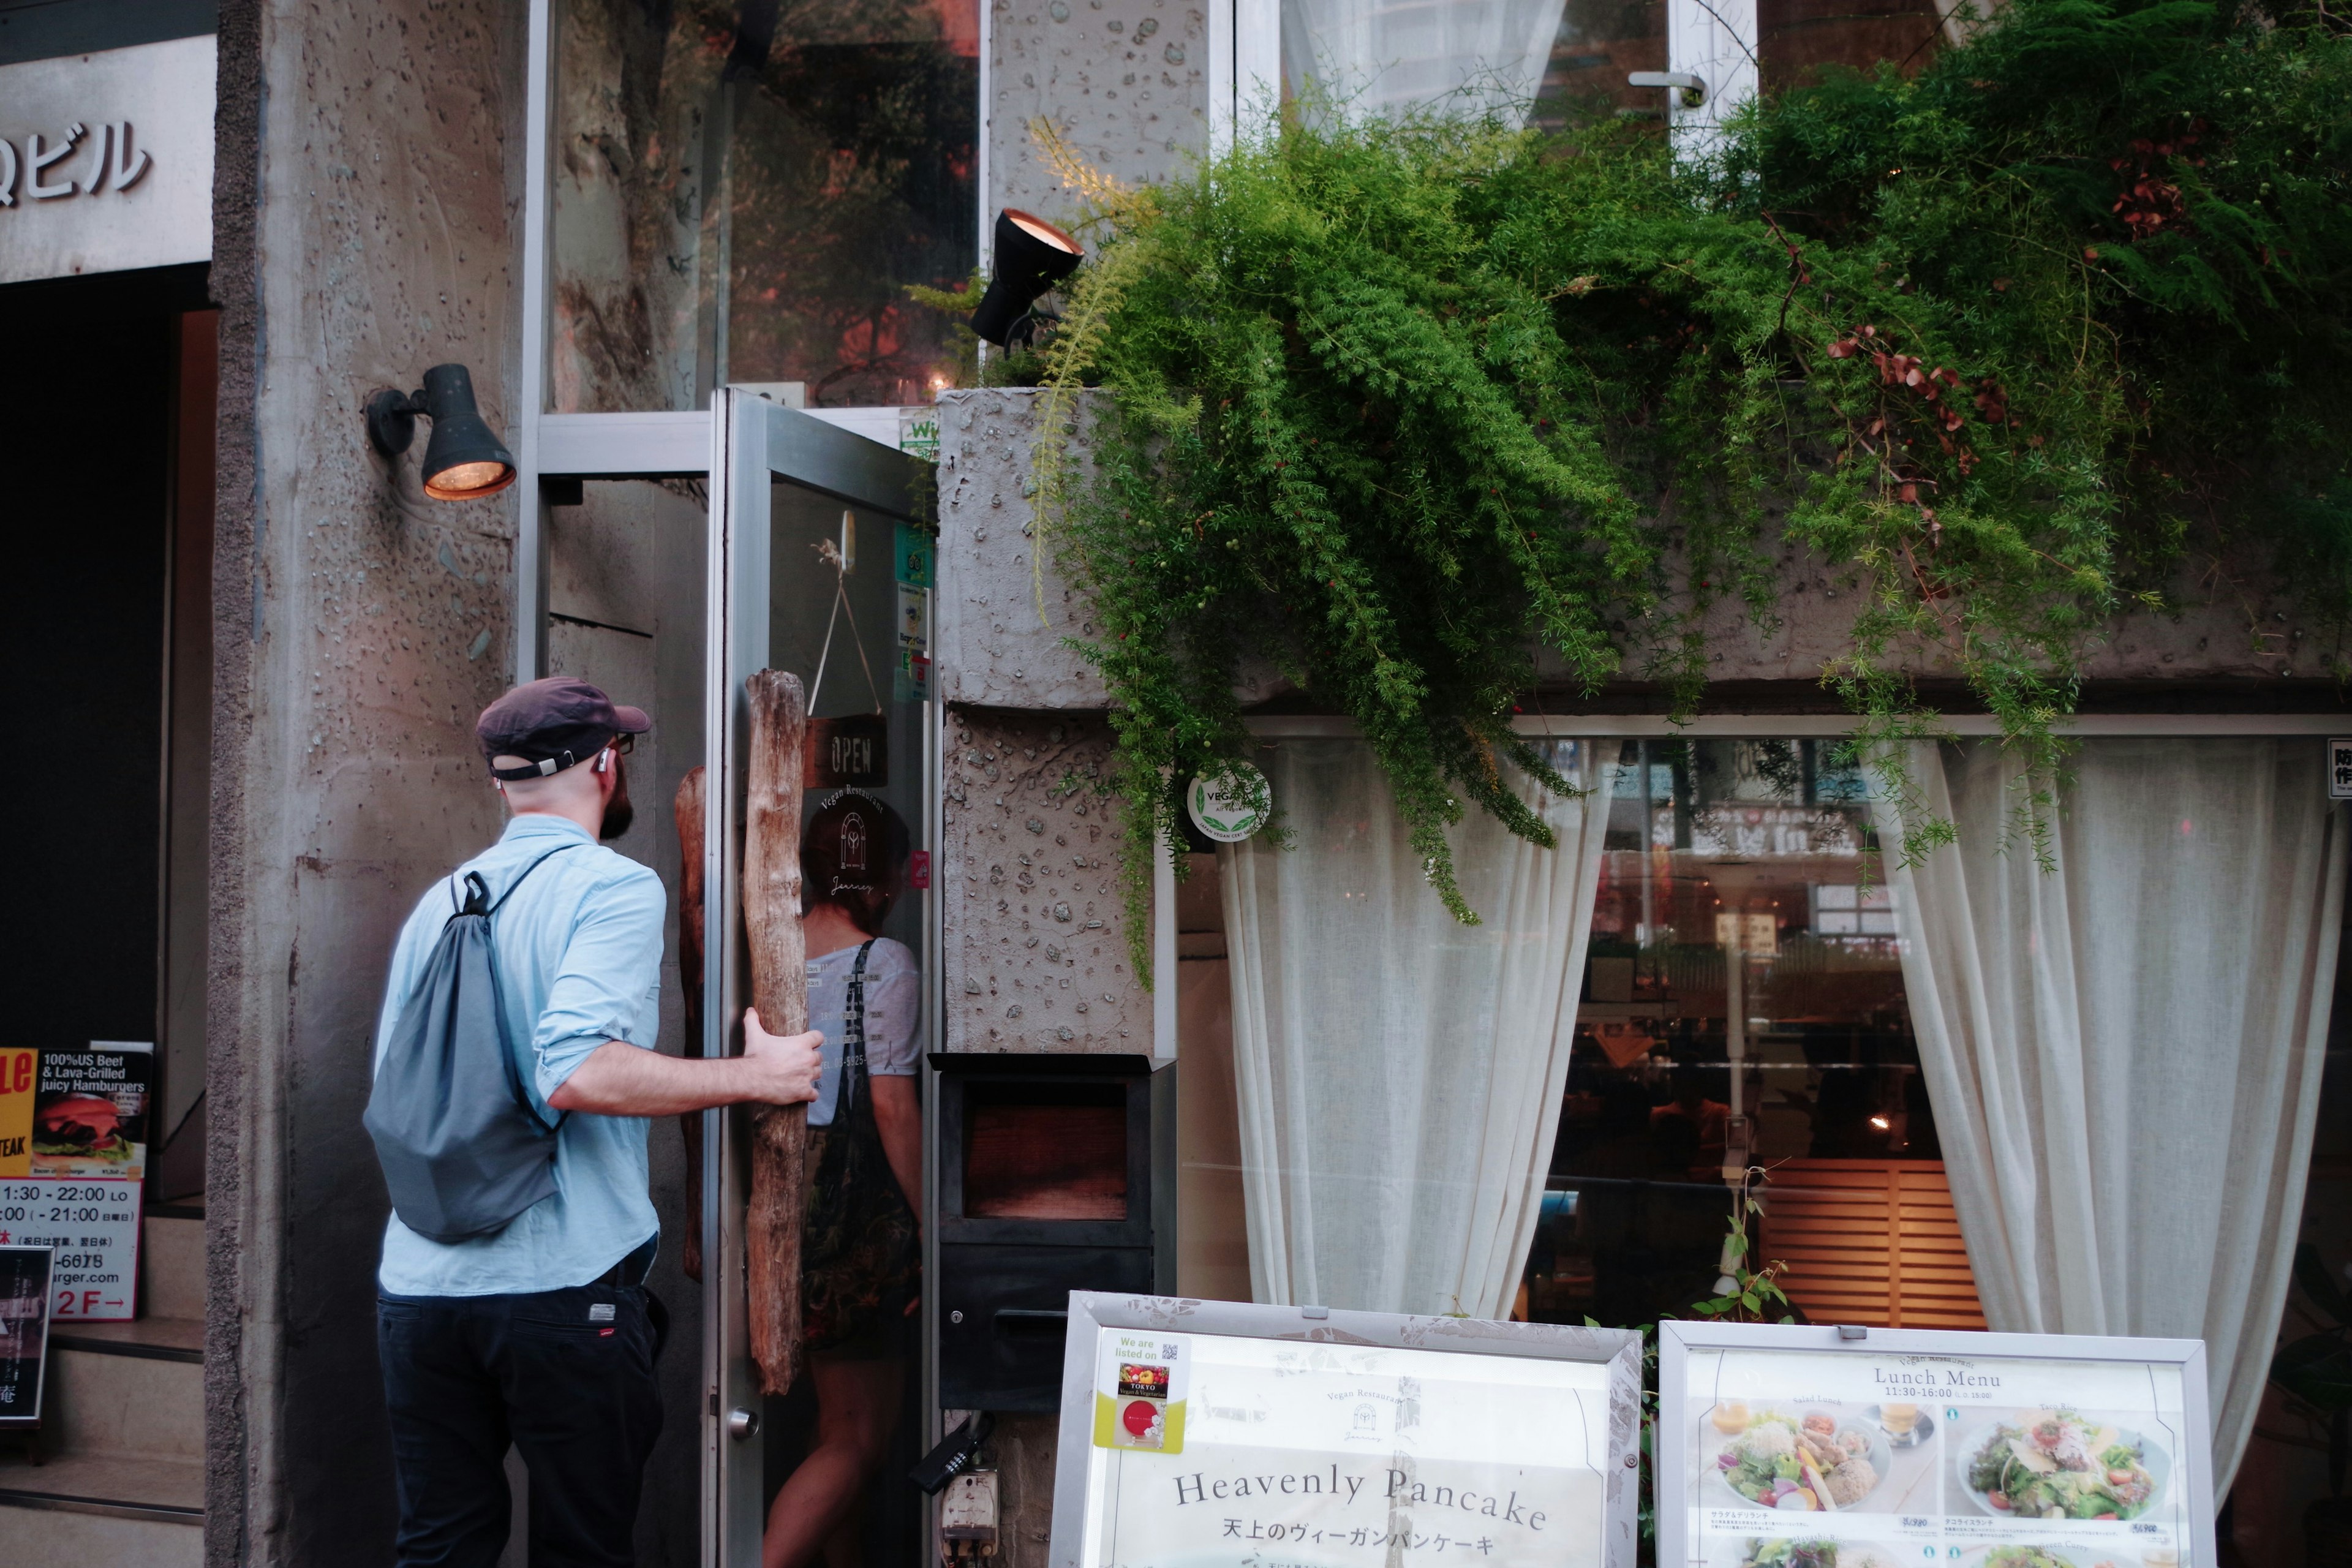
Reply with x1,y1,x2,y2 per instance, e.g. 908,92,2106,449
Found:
373,814,665,1297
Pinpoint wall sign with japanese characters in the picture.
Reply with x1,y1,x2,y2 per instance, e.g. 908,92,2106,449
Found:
1051,1294,1645,1568
1657,1321,2216,1568
0,36,216,284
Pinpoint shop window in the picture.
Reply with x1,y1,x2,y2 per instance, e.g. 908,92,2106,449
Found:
1276,0,1948,130
1521,739,1981,1332
550,0,980,413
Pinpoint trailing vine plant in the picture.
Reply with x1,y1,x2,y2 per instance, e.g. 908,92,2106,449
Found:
987,0,2352,979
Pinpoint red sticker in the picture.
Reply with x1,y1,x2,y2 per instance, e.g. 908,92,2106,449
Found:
911,850,932,890
1121,1400,1159,1438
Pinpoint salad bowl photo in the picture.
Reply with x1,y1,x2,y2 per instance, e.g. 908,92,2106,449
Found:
1713,1539,1912,1568
1953,1408,2169,1522
1956,1547,2148,1568
1702,1403,1896,1513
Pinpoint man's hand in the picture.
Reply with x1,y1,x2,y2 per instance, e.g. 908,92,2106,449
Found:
742,1008,823,1106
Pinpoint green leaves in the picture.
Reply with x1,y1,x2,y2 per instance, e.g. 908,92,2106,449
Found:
1018,0,2352,964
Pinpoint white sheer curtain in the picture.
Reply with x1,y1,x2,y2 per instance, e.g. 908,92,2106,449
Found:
1220,737,1618,1317
1281,0,1568,125
1876,737,2346,1491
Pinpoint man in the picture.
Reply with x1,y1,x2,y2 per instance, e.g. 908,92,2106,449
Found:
373,676,821,1567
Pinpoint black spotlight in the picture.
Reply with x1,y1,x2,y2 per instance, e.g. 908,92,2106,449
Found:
364,363,518,501
972,208,1084,349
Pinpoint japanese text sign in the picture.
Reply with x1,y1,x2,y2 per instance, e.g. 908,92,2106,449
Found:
1052,1294,1645,1568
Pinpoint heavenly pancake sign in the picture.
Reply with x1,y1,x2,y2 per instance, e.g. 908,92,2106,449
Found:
1051,1294,1644,1568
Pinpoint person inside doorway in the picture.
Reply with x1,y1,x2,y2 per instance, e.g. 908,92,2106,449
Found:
1652,1061,1732,1174
764,790,923,1568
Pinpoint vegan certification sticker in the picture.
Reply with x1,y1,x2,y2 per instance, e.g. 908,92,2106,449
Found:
1186,764,1270,843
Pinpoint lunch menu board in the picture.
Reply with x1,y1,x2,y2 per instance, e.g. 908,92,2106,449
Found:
1075,1328,1618,1568
1666,1326,2206,1568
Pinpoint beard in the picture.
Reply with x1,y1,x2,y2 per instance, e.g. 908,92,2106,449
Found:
600,750,636,841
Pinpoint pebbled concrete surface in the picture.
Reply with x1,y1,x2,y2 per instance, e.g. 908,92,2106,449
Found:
940,709,1150,1054
989,0,1207,226
935,388,2352,711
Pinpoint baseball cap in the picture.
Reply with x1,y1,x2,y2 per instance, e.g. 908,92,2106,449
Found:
477,676,650,782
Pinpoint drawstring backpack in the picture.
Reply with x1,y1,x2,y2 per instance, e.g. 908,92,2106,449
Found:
363,845,578,1243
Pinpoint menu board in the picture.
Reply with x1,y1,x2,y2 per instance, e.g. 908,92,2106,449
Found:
33,1041,153,1179
1070,1327,1622,1568
1663,1325,2209,1568
0,1047,33,1177
2,1041,157,1321
0,1245,53,1427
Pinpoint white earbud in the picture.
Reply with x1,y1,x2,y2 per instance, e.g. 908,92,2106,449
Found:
595,747,612,774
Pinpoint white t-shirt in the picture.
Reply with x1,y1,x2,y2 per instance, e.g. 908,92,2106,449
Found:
805,937,920,1127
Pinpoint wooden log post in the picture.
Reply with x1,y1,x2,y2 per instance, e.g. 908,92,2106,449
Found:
673,765,707,1283
743,671,810,1395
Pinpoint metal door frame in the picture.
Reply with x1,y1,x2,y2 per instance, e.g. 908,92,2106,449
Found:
703,388,935,1564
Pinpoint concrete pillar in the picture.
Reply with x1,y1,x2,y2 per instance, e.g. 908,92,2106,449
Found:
206,2,527,1562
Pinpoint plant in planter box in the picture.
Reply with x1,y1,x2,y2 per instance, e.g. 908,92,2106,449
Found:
995,0,2352,975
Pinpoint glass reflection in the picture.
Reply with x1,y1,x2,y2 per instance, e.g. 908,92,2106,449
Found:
1282,0,1667,125
1519,739,1941,1332
758,482,933,1568
552,0,979,413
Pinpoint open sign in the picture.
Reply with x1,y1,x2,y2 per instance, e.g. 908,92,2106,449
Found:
805,714,889,789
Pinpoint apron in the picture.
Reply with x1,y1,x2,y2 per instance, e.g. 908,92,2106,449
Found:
801,940,921,1357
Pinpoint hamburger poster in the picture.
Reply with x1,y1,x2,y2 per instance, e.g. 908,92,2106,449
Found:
32,1041,151,1178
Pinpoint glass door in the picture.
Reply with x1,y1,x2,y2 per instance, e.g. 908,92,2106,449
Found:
703,388,938,1564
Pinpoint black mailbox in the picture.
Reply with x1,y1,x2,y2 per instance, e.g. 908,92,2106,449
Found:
932,1052,1174,1411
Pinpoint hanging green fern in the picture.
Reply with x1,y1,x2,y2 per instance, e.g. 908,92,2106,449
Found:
998,0,2352,982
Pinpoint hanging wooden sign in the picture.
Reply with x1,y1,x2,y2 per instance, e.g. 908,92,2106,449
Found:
805,712,888,789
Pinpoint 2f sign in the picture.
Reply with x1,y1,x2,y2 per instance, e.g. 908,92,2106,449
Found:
0,1048,33,1177
2332,739,2352,800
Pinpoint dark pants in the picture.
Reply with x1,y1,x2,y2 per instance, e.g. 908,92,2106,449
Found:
378,1280,666,1568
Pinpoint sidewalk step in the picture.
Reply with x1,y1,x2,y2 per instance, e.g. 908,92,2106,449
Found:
51,1315,203,1364
0,1449,202,1565
46,1339,203,1462
142,1212,204,1322
0,1449,203,1515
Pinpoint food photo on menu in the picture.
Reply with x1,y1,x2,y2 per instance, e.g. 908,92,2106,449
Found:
1948,1408,2169,1523
1956,1547,2176,1567
1708,1537,1912,1567
1697,1399,1935,1515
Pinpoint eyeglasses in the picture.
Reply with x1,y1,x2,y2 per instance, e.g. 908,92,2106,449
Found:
609,733,636,756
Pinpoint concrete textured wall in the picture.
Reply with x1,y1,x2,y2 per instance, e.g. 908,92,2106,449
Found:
935,390,1112,710
940,709,1150,1054
935,390,2350,709
206,2,527,1564
989,0,1207,226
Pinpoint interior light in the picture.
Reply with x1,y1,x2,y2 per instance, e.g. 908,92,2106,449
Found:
1869,1114,1891,1130
973,208,1084,349
365,363,518,500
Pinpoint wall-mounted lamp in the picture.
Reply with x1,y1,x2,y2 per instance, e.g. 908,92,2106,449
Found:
364,363,518,500
973,208,1084,349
